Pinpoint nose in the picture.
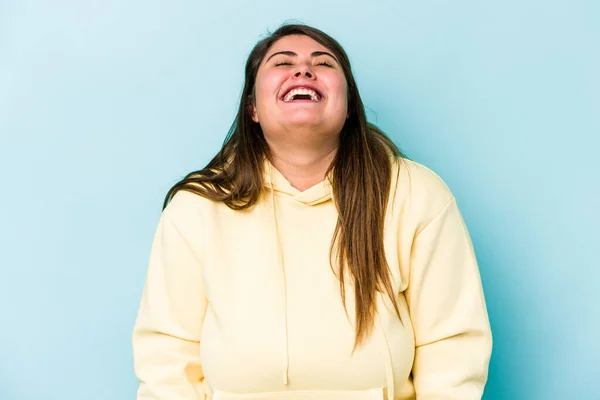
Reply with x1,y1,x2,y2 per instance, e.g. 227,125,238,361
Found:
294,64,315,79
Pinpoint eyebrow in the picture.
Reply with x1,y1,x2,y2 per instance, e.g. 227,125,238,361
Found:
264,50,338,64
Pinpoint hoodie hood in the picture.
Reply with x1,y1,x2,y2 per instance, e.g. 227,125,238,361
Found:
262,158,334,206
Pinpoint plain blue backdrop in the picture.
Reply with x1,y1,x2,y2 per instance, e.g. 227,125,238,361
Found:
1,1,598,399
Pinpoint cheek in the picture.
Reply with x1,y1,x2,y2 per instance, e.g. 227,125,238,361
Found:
323,72,347,100
329,77,348,109
256,71,287,103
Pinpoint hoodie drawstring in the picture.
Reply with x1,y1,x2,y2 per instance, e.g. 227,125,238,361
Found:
266,161,394,397
268,163,290,386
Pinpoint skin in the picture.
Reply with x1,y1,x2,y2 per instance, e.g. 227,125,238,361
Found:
251,34,349,191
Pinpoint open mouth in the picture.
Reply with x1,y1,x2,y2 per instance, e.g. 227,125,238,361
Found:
280,87,323,102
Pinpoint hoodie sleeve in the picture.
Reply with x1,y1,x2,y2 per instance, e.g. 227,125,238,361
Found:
406,196,492,400
132,196,208,400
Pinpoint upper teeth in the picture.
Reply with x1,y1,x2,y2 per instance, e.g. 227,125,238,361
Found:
283,87,320,102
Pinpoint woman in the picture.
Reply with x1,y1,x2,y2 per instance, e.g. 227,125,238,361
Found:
132,23,492,400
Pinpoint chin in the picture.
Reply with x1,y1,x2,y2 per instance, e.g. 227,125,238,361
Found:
280,114,322,126
287,118,322,126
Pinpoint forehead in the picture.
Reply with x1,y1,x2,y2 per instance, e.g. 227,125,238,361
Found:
266,34,331,56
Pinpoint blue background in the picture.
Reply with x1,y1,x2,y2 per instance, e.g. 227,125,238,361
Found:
1,1,598,399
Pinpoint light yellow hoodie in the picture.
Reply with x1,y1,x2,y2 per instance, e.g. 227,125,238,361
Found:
132,157,492,400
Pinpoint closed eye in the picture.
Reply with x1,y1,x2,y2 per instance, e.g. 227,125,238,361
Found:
274,61,334,67
316,61,333,67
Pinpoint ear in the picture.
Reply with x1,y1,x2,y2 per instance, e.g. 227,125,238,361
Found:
249,97,259,123
251,104,259,123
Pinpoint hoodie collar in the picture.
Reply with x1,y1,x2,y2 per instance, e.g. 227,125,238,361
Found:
263,158,333,206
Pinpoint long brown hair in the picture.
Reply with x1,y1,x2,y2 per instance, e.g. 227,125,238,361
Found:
164,22,407,348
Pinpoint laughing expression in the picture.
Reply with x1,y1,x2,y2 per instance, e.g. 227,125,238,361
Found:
251,34,348,138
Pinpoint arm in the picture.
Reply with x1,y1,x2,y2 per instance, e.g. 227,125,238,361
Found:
132,195,208,399
407,197,492,400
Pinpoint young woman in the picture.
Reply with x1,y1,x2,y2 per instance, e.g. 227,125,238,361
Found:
133,23,492,400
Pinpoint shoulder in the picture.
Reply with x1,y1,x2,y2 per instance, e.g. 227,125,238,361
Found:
160,189,212,238
164,188,207,215
390,157,456,231
394,157,454,200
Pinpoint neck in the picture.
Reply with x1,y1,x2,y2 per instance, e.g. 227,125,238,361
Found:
267,141,338,192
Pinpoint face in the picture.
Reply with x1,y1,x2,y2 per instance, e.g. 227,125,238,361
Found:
251,35,348,142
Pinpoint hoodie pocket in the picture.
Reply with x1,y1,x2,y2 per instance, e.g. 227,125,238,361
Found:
212,388,384,400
